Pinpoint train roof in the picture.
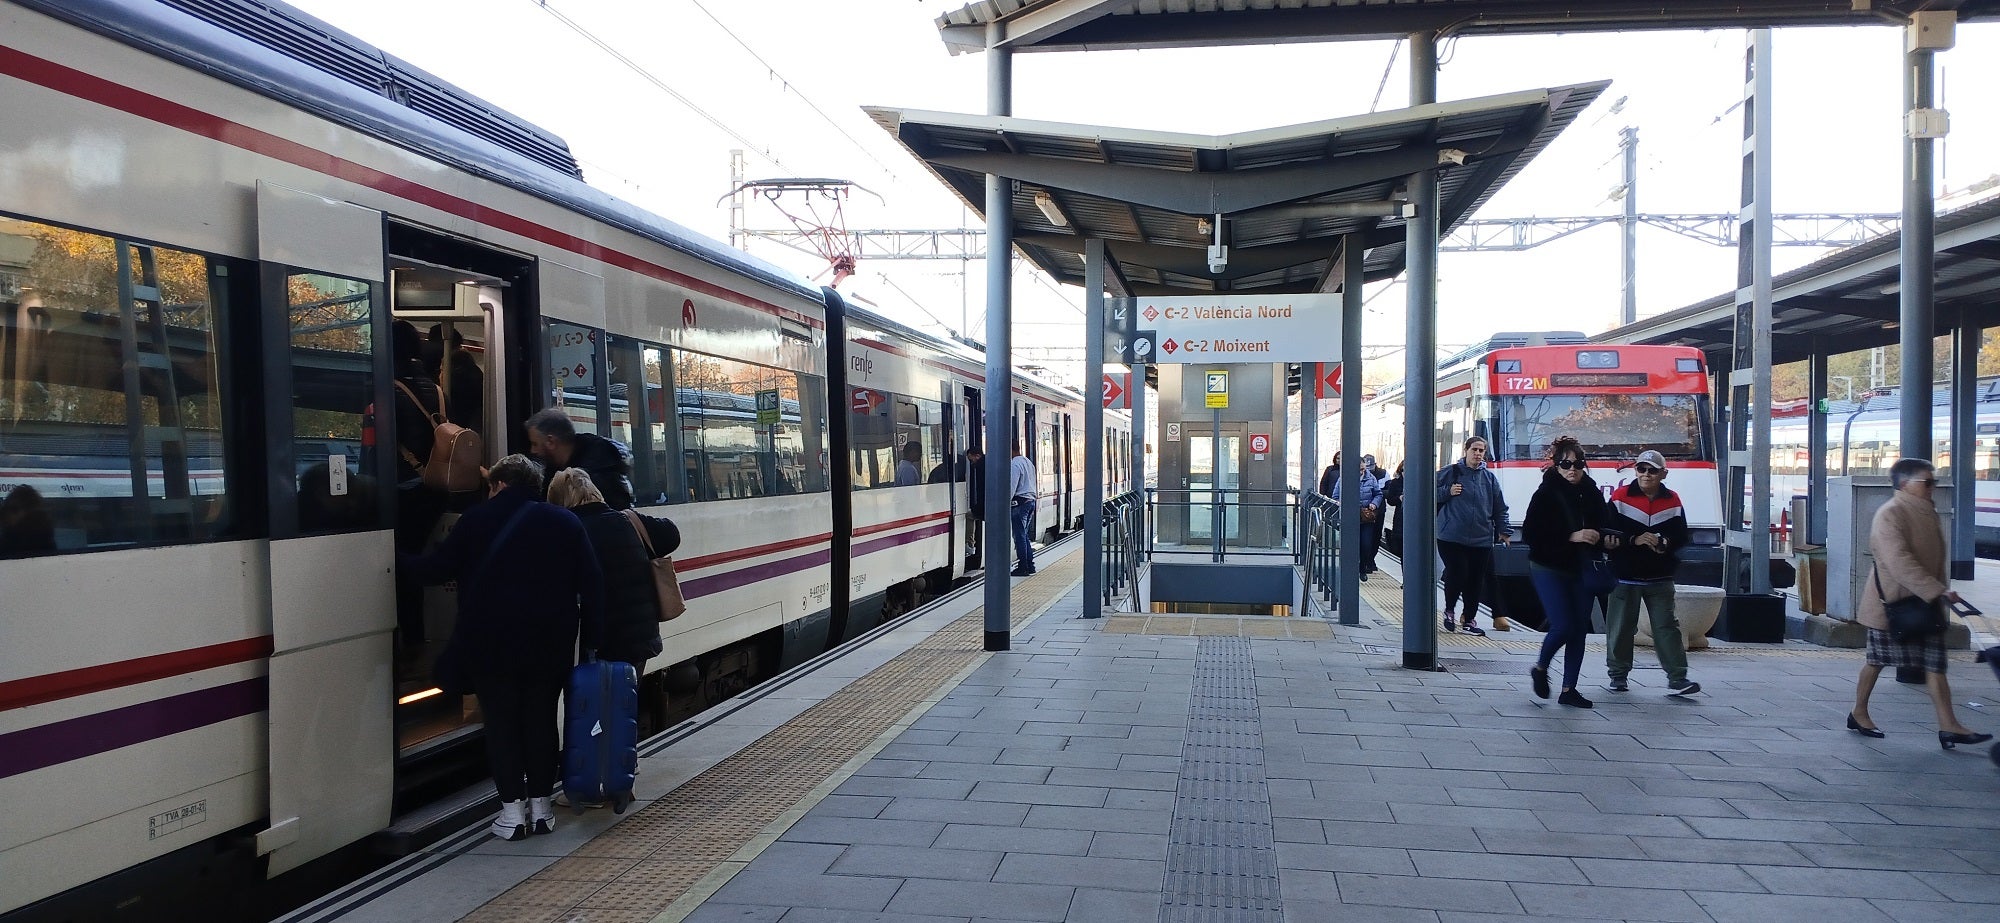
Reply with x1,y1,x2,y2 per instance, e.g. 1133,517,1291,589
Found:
840,297,1099,406
24,0,825,307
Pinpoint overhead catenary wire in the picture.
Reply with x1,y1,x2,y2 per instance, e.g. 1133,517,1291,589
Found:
685,0,902,182
532,0,790,172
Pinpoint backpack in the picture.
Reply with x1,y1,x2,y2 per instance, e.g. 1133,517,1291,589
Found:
393,380,484,492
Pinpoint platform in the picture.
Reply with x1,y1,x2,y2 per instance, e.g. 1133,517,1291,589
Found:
288,542,2000,923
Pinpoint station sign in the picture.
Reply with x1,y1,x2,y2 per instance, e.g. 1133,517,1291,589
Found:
1204,370,1229,409
1249,433,1270,454
1114,295,1340,364
756,389,781,424
1316,362,1343,400
1102,372,1131,410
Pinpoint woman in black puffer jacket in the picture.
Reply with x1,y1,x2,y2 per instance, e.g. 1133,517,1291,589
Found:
1521,436,1619,710
548,468,679,674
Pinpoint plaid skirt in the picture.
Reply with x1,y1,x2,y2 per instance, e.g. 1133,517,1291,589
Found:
1864,627,1948,673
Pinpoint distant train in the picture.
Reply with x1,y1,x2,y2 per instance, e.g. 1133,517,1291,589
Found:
1765,379,2000,552
1320,334,1726,625
0,1,1129,919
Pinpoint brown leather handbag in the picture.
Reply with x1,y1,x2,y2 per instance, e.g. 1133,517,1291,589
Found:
625,510,686,621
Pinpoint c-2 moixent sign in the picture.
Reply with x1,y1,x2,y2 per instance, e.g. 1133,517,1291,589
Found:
1118,295,1340,364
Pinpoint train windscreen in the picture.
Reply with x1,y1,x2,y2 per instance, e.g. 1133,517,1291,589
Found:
1496,393,1707,461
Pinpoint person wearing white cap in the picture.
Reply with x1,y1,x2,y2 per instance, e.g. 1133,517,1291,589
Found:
1603,450,1700,696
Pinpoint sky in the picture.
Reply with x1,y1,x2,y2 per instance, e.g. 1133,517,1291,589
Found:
285,0,2000,390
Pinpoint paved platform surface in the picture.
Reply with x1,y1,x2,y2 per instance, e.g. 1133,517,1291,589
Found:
683,584,2000,922
296,546,2000,923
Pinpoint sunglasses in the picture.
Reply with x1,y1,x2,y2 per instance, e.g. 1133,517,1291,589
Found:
1554,459,1587,470
1633,464,1661,475
1915,477,1937,486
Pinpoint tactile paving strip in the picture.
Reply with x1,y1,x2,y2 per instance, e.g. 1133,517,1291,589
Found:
457,556,1083,923
1158,638,1283,923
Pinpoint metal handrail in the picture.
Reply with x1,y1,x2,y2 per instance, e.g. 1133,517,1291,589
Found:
1299,491,1342,614
1101,489,1146,610
1145,487,1301,563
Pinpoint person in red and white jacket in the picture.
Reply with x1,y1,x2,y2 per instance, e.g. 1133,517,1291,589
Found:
1603,450,1701,697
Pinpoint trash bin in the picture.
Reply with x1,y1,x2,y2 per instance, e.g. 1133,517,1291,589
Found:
1794,545,1827,615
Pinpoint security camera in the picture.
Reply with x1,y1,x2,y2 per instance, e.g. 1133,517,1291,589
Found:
1207,243,1228,275
1438,148,1468,166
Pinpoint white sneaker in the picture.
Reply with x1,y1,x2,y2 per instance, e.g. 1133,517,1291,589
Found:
490,800,527,841
528,796,555,835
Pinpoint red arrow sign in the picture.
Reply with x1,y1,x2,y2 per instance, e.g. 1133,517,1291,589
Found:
1315,362,1342,400
1101,373,1130,409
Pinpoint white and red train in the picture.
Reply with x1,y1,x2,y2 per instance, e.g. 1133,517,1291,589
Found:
1318,334,1726,624
0,0,1128,918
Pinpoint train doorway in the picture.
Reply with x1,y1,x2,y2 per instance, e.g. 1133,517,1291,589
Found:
383,221,536,767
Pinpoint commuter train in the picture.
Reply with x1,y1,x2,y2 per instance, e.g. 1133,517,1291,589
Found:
1317,334,1726,625
0,0,1131,918
1765,379,2000,552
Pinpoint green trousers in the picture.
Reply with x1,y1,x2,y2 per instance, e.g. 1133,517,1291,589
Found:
1605,581,1688,685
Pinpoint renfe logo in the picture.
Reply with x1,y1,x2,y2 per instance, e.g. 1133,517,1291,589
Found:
850,355,874,375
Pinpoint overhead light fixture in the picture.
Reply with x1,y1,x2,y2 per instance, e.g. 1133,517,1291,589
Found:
1034,192,1069,227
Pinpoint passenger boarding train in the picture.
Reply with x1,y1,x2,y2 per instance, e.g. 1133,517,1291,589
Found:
0,0,1130,918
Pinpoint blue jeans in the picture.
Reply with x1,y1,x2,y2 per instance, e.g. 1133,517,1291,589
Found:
1011,499,1036,571
1531,564,1593,691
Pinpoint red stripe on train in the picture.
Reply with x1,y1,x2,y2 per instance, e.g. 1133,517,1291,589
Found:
0,636,273,712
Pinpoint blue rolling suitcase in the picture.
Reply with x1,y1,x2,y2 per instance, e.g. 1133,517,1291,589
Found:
561,657,640,813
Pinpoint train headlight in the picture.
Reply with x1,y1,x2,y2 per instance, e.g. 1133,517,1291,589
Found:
1687,528,1723,547
1576,350,1620,369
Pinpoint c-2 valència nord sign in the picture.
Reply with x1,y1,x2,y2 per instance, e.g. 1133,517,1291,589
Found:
1118,294,1340,364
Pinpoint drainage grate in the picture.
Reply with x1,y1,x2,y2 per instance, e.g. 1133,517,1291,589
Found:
1159,638,1283,923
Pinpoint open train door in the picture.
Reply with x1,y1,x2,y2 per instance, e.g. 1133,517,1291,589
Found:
252,182,396,876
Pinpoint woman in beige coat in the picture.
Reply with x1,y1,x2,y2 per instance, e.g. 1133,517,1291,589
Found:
1849,458,1992,750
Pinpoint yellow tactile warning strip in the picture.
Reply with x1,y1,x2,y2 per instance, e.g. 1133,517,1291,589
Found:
453,557,1084,923
1101,614,1332,640
1351,572,1963,660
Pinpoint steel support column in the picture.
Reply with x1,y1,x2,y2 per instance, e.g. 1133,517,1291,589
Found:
1807,343,1830,546
1724,30,1775,596
1620,126,1639,327
1900,40,1938,458
1084,238,1105,617
1402,33,1439,668
1340,236,1364,627
982,31,1014,651
1951,318,1977,580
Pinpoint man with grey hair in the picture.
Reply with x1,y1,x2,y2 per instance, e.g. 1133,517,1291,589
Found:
400,453,605,841
523,408,636,510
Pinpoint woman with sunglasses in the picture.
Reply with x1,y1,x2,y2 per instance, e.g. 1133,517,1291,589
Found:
1849,458,1991,749
1521,436,1619,708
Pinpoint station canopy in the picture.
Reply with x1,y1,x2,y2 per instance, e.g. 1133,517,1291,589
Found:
866,79,1604,297
1601,196,2000,365
934,1,2000,55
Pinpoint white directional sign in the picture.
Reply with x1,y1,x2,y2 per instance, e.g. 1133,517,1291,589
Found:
1130,295,1340,364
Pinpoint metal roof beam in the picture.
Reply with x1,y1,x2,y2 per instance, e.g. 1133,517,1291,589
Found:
927,145,1444,216
992,3,2000,53
1021,233,1338,282
1779,294,1900,322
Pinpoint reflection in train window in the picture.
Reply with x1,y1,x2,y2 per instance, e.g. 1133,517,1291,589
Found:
288,271,380,534
0,217,235,555
675,348,825,500
546,319,602,433
849,390,942,490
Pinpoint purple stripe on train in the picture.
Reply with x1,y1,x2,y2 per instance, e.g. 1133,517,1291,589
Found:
0,677,267,780
679,522,952,600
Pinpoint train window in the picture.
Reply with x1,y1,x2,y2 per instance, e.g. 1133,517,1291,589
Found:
674,349,823,500
289,272,380,534
0,218,237,554
545,320,603,434
849,391,942,490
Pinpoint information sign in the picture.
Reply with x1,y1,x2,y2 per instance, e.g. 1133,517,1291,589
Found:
1101,373,1131,410
1204,370,1229,409
1315,362,1343,400
1125,295,1339,364
1166,422,1182,442
756,389,781,424
1249,434,1270,454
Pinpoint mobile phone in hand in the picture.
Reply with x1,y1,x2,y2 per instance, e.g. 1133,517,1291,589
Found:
1949,598,1983,616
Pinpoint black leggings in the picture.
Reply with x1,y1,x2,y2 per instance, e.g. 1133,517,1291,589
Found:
476,669,563,802
1437,540,1494,618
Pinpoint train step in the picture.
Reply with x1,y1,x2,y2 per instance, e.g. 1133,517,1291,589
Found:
370,781,498,857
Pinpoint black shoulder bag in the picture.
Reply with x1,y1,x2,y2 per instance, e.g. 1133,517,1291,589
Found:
1874,566,1947,642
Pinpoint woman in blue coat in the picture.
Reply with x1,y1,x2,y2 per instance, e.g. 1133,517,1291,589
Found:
400,454,605,840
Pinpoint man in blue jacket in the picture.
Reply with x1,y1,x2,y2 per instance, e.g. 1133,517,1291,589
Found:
1603,450,1700,696
1328,451,1384,580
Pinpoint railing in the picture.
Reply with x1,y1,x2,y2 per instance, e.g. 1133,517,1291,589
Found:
1145,488,1299,563
1299,490,1342,614
1101,489,1146,611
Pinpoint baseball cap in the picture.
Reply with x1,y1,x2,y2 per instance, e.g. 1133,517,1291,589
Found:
1634,450,1668,472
